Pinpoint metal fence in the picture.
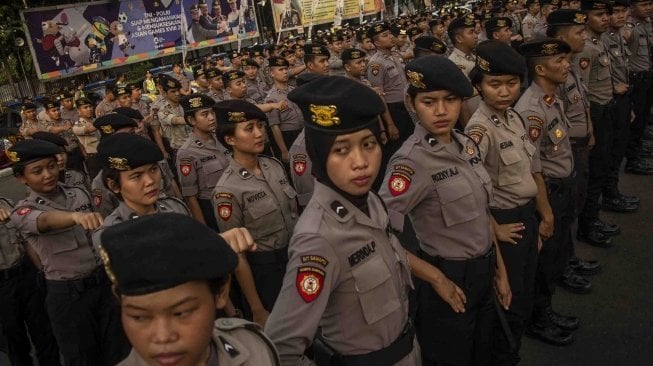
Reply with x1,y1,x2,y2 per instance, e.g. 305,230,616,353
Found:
0,78,46,105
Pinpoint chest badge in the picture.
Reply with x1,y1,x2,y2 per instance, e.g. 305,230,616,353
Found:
554,128,564,139
466,146,475,155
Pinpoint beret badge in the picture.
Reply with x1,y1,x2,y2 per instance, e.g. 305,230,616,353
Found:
101,125,115,134
189,97,203,109
406,70,426,89
228,111,246,123
108,157,131,171
541,43,559,55
574,13,587,24
6,149,19,162
309,104,340,127
477,56,491,72
166,80,176,88
98,245,118,286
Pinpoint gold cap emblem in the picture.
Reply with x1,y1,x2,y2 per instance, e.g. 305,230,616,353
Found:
406,70,426,89
351,51,361,59
166,79,176,88
497,19,506,27
464,14,475,26
98,245,118,286
108,157,130,171
477,56,491,72
5,149,19,162
189,97,203,109
541,43,559,56
311,46,322,54
574,13,587,24
309,104,340,127
228,111,246,123
554,128,563,139
100,125,115,134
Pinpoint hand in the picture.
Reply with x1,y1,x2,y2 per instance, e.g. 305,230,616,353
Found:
537,235,543,253
281,150,289,164
494,272,512,310
0,208,10,221
372,87,385,96
614,83,629,95
588,131,596,149
71,212,103,230
252,308,269,327
495,222,525,244
220,227,257,253
277,101,288,111
387,123,400,141
431,276,467,313
538,217,554,240
63,121,72,130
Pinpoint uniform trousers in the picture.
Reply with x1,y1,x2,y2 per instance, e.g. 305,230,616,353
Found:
0,259,61,366
45,268,130,366
533,175,575,315
580,101,612,224
240,247,289,319
490,200,539,366
377,103,414,191
198,198,219,232
604,93,632,196
626,71,653,163
416,250,496,366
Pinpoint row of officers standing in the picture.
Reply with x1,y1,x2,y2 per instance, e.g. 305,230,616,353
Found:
2,2,653,366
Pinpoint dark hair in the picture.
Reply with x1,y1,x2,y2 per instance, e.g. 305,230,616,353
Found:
413,48,434,59
215,123,237,152
208,275,230,295
102,168,124,200
546,24,564,37
12,164,25,176
304,54,327,66
525,56,547,84
447,27,465,46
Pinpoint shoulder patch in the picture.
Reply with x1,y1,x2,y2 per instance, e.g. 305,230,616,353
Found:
301,255,329,267
527,115,544,126
330,200,349,218
388,172,411,196
529,125,542,142
296,266,325,303
466,124,486,144
16,206,32,216
92,189,103,207
579,58,590,70
179,158,192,177
457,64,466,70
217,202,232,221
370,63,380,76
292,156,307,176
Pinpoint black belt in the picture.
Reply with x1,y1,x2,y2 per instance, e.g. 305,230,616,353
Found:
490,199,537,223
246,246,289,265
0,260,24,281
46,267,108,293
629,71,652,80
419,247,496,279
570,135,591,147
314,321,415,366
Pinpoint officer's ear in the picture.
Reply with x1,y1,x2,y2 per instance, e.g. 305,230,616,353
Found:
106,176,121,195
533,64,546,78
214,277,231,310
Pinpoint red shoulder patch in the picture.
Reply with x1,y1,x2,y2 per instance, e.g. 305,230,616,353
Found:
217,202,232,221
296,266,325,303
579,58,590,70
180,163,192,177
529,125,542,142
388,173,411,196
293,159,306,176
16,207,31,216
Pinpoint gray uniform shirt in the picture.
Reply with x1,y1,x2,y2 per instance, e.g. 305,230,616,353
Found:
72,116,100,155
10,184,99,280
558,65,591,138
514,82,574,178
212,156,298,251
157,99,190,150
577,33,614,105
0,198,24,270
328,50,345,76
366,50,408,103
288,129,314,207
246,77,270,104
602,29,630,85
625,15,651,72
521,13,539,41
265,85,304,132
449,48,481,114
465,103,538,209
380,125,494,260
176,132,231,200
264,182,419,366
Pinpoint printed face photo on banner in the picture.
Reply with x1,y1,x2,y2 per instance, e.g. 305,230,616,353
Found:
270,0,383,33
22,0,259,80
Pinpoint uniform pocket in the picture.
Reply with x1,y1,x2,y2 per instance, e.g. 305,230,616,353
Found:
201,159,226,189
436,178,480,227
352,254,401,325
50,230,80,254
596,55,610,81
637,36,648,55
498,149,524,186
246,194,285,238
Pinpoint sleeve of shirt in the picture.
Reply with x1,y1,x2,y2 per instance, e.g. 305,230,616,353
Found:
575,50,591,87
289,150,314,207
176,150,200,197
464,123,490,161
264,232,339,366
366,61,384,88
212,187,242,232
10,204,43,237
378,156,430,233
266,96,282,127
158,106,174,127
516,108,545,173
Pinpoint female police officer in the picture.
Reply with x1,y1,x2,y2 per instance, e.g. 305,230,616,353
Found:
379,55,511,366
464,40,539,365
211,99,298,326
265,76,468,366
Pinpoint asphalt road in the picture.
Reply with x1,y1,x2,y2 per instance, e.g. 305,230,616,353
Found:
0,161,652,365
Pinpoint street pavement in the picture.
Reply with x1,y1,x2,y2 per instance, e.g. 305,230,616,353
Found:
1,162,652,365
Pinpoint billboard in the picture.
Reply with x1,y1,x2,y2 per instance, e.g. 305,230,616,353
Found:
270,0,383,33
21,0,260,80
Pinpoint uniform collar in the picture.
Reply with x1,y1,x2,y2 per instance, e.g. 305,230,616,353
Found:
452,47,475,60
312,181,385,230
229,156,268,180
529,82,558,108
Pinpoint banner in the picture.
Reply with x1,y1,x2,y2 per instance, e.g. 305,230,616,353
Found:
21,0,259,80
270,0,383,33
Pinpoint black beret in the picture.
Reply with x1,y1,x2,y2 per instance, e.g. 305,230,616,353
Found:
519,38,571,58
21,103,37,111
448,14,477,32
126,82,140,92
526,0,541,6
407,27,423,38
429,18,444,28
241,58,260,68
328,34,344,43
541,0,561,6
367,22,391,39
105,83,117,94
75,98,92,109
181,93,215,116
485,17,513,34
296,72,327,86
7,139,60,165
414,36,447,54
405,55,474,97
580,0,612,11
114,107,144,121
205,67,222,79
31,131,68,148
268,56,289,68
303,43,330,56
470,40,526,79
214,99,266,125
58,90,74,100
115,85,129,97
547,9,588,25
613,0,630,6
289,76,385,134
99,213,238,296
341,48,367,62
222,70,245,85
93,112,139,136
43,99,60,110
280,49,295,58
192,65,206,79
160,74,182,91
391,25,407,36
97,133,163,171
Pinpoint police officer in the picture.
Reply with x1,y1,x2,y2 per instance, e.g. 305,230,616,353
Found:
8,139,130,365
265,57,305,164
99,213,280,366
157,74,191,162
19,102,47,138
412,36,448,57
522,0,542,41
212,99,298,324
42,98,84,173
206,67,226,102
31,131,90,191
242,58,269,103
379,56,508,366
0,196,61,366
95,84,117,118
91,133,190,248
448,14,482,123
327,33,346,76
514,39,578,346
464,40,539,365
59,90,79,124
266,76,429,366
302,43,331,75
193,64,211,94
176,93,230,231
72,97,101,179
486,17,515,44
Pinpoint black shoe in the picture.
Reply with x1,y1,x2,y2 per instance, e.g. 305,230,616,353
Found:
611,192,641,205
547,307,580,331
602,196,639,213
569,256,602,275
625,160,653,175
558,268,592,294
525,323,574,346
577,227,614,248
588,218,621,236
